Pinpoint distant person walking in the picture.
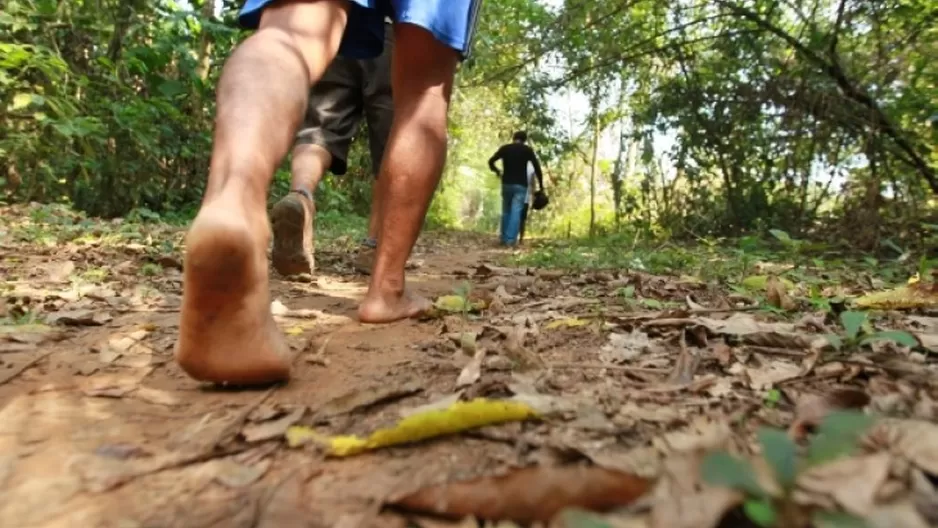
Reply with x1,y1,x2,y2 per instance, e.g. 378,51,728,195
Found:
488,131,544,246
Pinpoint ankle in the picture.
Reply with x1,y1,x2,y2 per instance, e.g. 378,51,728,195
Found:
369,275,405,298
290,188,314,202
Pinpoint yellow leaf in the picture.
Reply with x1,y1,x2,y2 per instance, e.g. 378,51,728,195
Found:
434,295,487,313
285,398,538,456
854,283,938,310
11,93,34,110
0,323,54,334
741,275,795,291
285,325,304,336
677,275,705,285
544,318,591,330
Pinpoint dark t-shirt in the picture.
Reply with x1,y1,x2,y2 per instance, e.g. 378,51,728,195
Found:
488,142,543,188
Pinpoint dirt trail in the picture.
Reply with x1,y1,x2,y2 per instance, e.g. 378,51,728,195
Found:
0,224,519,527
4,205,938,528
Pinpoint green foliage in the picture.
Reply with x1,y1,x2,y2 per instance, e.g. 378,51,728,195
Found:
700,451,766,498
702,410,875,527
825,311,919,352
757,429,797,488
743,498,778,528
813,511,871,528
805,412,876,466
4,0,937,249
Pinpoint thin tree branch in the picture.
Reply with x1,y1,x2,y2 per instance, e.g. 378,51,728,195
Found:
715,0,938,194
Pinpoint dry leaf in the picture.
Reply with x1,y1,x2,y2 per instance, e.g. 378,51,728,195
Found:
134,386,182,406
456,347,486,389
388,465,652,523
47,261,75,282
314,380,423,419
46,309,111,326
503,325,545,371
765,276,796,311
789,390,871,439
242,407,306,443
600,330,652,363
0,324,61,344
667,332,699,386
685,295,706,310
212,458,271,489
797,452,891,516
545,318,591,331
745,361,803,390
647,448,743,528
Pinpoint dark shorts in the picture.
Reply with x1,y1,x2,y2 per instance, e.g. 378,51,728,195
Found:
295,28,393,177
239,0,483,60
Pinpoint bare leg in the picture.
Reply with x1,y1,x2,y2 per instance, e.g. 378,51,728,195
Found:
271,143,332,276
353,176,382,274
291,143,332,194
175,0,349,385
358,24,458,323
366,179,381,242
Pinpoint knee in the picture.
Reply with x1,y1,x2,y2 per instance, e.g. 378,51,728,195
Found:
391,24,458,123
255,0,349,83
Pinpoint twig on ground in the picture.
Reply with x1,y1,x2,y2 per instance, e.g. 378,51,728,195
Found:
547,362,668,374
0,350,54,386
746,345,809,357
84,388,280,493
211,387,278,451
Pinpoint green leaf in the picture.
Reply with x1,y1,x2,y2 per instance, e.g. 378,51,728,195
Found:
824,333,843,350
769,229,792,244
158,79,186,98
557,509,614,528
757,428,797,489
764,389,781,407
806,411,875,466
641,298,663,309
812,511,870,528
860,330,918,348
839,311,867,340
700,451,765,497
743,498,778,527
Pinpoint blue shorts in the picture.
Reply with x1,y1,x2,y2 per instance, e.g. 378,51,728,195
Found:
239,0,482,60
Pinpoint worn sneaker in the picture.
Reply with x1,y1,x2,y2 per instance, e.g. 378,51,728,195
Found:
354,240,376,275
270,191,315,276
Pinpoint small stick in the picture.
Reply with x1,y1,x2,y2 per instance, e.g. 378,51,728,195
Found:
0,350,54,386
547,362,668,374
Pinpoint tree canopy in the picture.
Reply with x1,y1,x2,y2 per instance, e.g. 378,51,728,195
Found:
2,0,936,250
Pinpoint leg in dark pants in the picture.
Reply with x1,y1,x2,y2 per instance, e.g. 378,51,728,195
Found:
519,203,530,244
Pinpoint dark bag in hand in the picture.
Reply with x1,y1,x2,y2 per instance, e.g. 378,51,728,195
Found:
532,190,549,210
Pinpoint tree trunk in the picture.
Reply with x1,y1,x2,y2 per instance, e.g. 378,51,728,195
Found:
588,91,601,237
196,0,216,81
610,76,629,229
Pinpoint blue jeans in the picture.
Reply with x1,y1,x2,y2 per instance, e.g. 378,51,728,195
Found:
500,184,527,245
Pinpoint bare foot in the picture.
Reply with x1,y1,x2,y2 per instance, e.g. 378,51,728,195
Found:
175,201,291,385
358,288,432,324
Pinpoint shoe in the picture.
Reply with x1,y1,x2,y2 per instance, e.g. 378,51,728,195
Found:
270,191,315,276
354,244,375,275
